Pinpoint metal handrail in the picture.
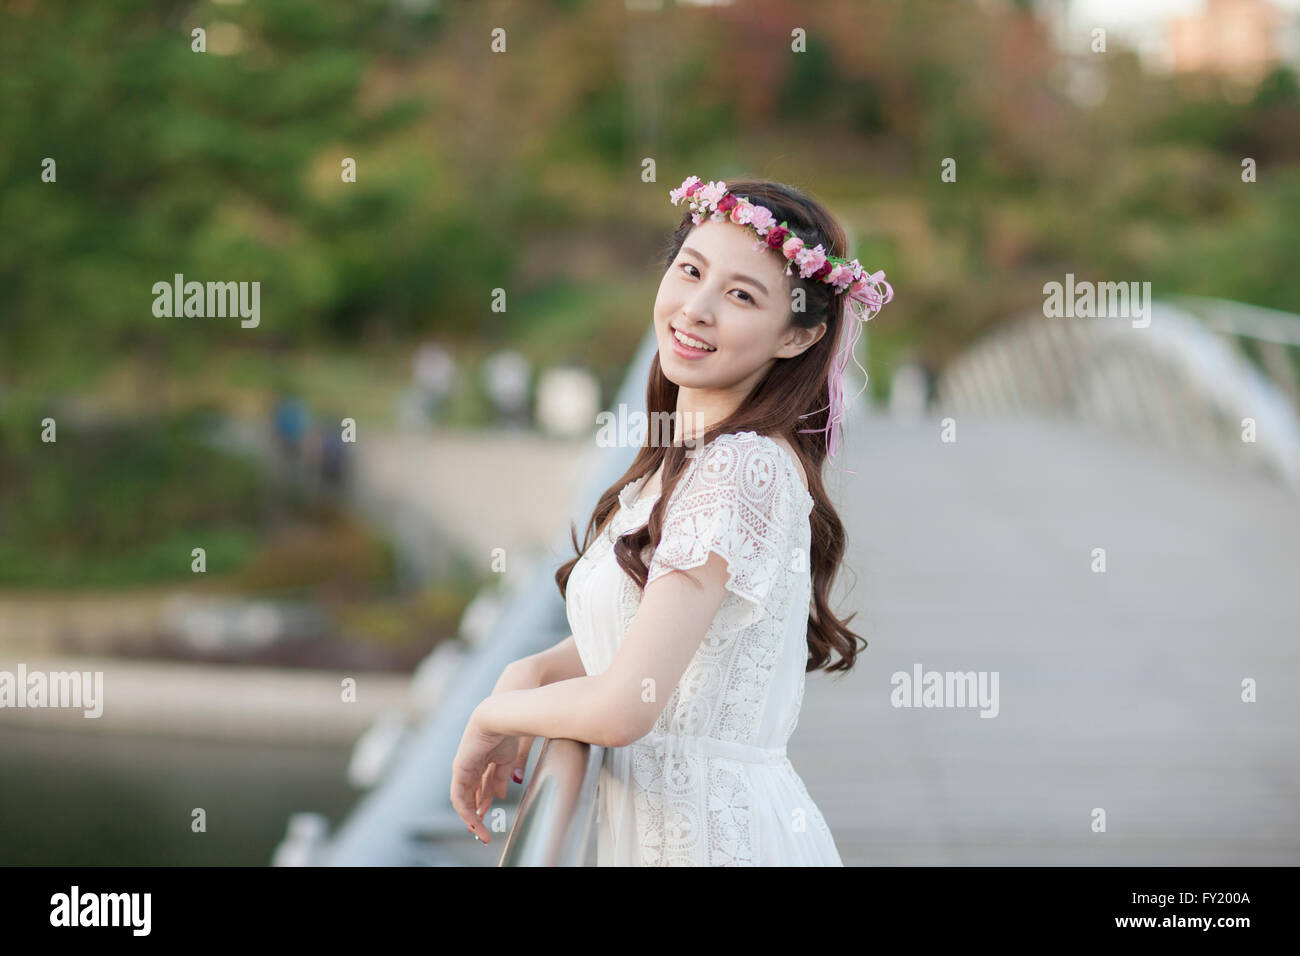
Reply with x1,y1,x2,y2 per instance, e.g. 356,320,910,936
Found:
1168,294,1300,407
1171,294,1300,347
497,738,604,866
932,299,1300,492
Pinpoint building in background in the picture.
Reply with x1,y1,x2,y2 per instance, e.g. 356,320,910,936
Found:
1037,0,1300,87
1167,0,1296,83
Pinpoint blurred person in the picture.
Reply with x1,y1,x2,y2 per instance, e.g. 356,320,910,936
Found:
481,348,532,428
452,175,894,866
272,391,310,466
412,341,456,423
318,420,349,494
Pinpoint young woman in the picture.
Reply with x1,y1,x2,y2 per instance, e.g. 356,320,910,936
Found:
451,175,893,865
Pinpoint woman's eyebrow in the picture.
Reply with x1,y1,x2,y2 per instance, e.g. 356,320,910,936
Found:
682,245,769,296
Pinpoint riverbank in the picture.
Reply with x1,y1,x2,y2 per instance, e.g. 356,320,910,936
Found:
0,654,409,744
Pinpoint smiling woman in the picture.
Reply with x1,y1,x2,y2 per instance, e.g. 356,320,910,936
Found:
452,174,895,866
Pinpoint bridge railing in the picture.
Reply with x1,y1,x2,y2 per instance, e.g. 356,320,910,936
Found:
1169,295,1300,408
932,298,1300,492
496,737,604,866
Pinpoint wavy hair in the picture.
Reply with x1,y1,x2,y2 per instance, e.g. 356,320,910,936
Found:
555,177,864,674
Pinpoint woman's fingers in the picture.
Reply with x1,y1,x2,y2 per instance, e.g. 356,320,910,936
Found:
451,763,490,843
476,762,496,814
513,736,534,785
454,736,534,843
492,759,513,801
478,772,497,816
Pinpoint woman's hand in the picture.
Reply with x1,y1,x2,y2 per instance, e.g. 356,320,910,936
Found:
451,701,521,844
479,659,541,808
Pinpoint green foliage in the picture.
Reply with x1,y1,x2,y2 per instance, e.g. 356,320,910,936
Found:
0,0,476,359
2,0,1300,393
0,407,267,587
779,33,839,119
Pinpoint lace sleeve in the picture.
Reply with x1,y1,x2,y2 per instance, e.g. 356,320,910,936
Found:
646,432,793,631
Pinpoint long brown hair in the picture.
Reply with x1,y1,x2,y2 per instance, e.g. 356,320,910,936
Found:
555,177,864,674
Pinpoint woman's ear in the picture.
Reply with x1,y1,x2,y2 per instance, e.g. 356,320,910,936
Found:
779,321,827,358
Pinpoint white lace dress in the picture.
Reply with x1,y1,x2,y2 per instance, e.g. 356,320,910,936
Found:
565,430,843,866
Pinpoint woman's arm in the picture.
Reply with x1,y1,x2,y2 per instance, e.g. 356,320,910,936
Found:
523,633,587,686
454,552,733,840
473,551,733,747
491,634,585,697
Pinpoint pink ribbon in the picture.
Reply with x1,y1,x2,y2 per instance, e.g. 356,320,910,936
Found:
796,272,894,472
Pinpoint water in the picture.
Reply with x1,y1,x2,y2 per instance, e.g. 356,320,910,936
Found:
0,726,358,866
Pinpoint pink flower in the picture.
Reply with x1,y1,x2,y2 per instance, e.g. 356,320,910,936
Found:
747,205,776,234
728,199,755,225
827,263,855,289
670,176,702,205
781,235,804,260
698,180,728,210
795,243,828,278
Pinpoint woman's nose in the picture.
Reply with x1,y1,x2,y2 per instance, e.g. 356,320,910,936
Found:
682,290,718,323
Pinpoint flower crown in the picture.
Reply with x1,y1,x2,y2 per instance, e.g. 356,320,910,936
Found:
667,174,895,464
668,175,893,318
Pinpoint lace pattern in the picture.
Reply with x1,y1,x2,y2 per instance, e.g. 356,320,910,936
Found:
646,430,806,632
628,744,757,865
620,431,816,865
568,431,837,864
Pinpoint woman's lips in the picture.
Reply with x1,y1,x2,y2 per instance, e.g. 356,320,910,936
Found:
669,327,716,359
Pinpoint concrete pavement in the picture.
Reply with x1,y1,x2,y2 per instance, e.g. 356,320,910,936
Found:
796,411,1299,864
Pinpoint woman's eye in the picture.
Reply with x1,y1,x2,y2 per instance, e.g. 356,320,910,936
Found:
680,263,753,303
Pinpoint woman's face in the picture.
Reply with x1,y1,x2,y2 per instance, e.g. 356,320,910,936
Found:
653,218,825,393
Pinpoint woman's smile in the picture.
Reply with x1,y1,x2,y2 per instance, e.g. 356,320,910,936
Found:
669,324,717,358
